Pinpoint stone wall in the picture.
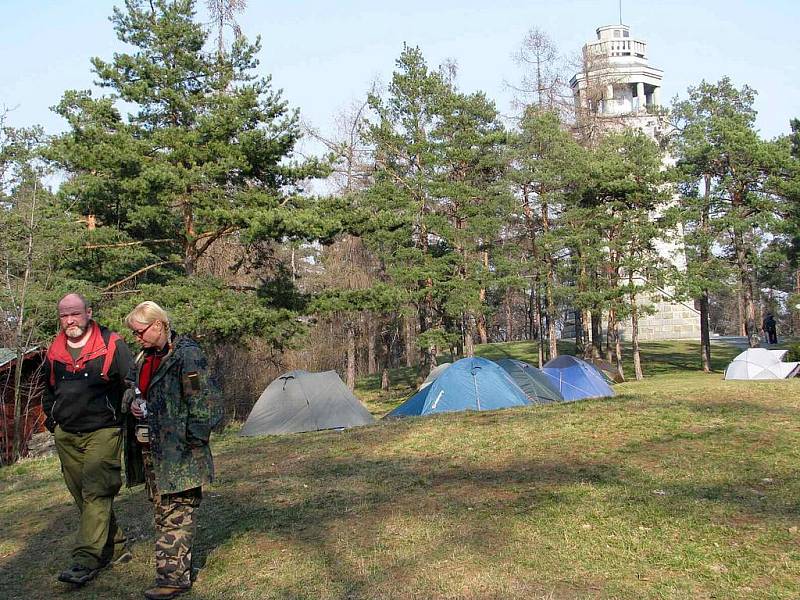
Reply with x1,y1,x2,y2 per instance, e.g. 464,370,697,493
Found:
619,296,701,341
560,294,702,342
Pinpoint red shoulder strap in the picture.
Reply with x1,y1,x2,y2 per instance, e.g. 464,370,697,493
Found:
46,331,68,387
101,332,120,381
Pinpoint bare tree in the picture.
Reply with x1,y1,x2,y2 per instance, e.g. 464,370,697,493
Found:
0,123,58,462
304,96,392,390
206,0,246,57
508,27,570,113
567,44,629,147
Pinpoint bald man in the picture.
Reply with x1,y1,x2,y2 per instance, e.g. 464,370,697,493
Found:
42,293,135,585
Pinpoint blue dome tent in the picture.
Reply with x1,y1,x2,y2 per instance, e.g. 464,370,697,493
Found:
386,357,531,418
541,355,615,401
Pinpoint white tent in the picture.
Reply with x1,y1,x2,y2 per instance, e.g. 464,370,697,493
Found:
724,348,800,380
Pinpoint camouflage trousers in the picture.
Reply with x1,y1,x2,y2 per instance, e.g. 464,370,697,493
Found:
142,448,202,589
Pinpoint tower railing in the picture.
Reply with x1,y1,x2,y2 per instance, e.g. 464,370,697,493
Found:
585,39,647,59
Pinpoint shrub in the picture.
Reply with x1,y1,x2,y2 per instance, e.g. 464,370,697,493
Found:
785,342,800,362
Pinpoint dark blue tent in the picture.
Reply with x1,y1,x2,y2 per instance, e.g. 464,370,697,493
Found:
541,355,615,401
495,359,564,404
386,357,531,418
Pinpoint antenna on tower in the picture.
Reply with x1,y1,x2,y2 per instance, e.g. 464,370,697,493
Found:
619,0,623,24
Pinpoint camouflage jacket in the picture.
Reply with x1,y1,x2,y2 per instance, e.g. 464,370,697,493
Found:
125,334,220,494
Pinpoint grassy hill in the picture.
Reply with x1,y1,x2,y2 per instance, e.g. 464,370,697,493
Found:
2,340,799,599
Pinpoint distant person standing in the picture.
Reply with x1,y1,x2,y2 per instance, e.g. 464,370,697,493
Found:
763,312,778,344
42,293,134,585
125,301,219,600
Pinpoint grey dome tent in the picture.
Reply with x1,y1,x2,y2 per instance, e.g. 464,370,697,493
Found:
240,370,375,436
495,359,564,404
419,362,452,390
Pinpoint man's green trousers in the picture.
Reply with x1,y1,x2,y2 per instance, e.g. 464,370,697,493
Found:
55,426,127,569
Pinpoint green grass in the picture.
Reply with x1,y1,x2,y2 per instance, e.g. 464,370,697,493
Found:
1,340,799,599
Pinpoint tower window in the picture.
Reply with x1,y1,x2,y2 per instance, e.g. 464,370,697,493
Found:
614,30,621,37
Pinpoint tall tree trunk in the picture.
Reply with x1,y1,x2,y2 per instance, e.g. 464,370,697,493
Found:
418,293,438,375
545,268,558,360
733,230,758,347
574,309,584,356
463,313,475,357
591,310,602,358
629,275,643,381
380,328,392,391
737,290,746,336
534,287,545,367
580,309,591,359
528,288,536,341
476,314,488,345
345,321,356,391
11,181,37,463
12,351,25,463
605,307,615,363
522,184,541,349
794,268,800,336
614,318,625,382
699,175,712,372
505,289,514,341
477,251,489,344
699,290,711,372
404,314,414,367
605,256,620,361
366,313,377,374
182,200,197,276
540,193,558,360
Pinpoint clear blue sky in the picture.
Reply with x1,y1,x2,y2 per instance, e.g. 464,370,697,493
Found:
2,0,798,145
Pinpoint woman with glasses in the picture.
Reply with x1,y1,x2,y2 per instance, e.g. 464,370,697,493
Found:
124,301,219,600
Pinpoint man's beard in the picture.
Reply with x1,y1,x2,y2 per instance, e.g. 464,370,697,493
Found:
65,325,87,339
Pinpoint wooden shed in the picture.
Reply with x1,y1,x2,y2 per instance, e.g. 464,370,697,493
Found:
0,347,46,464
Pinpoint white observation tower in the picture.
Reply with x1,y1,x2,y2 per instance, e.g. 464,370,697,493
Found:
566,23,702,342
570,23,663,119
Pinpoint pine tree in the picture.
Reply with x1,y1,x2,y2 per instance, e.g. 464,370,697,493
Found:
362,46,508,371
672,78,783,348
507,108,587,363
765,119,800,336
48,0,328,342
429,87,508,357
595,130,670,380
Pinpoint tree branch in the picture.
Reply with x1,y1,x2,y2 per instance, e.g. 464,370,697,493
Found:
102,260,176,292
195,225,237,257
82,238,174,250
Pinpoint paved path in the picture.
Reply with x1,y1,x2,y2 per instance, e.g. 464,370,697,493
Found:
711,336,750,350
711,336,789,350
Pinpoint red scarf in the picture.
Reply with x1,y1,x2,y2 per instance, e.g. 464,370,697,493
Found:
139,353,163,399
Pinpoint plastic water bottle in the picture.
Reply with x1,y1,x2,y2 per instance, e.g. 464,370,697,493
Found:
135,387,148,419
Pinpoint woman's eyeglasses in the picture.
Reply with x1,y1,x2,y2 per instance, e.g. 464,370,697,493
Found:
132,321,157,338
